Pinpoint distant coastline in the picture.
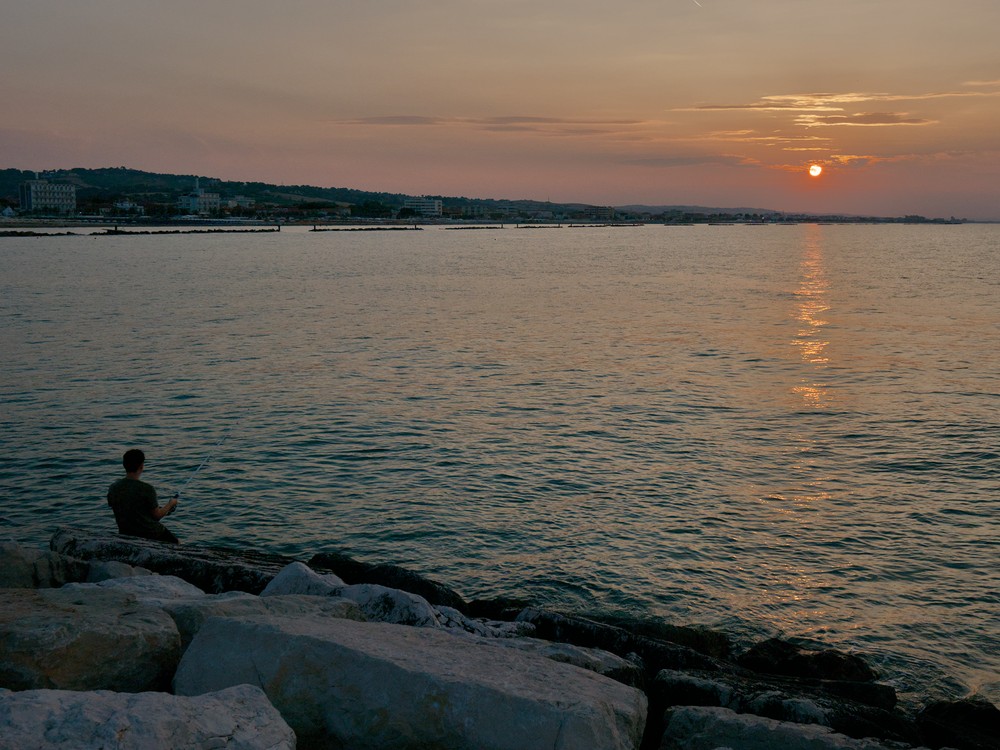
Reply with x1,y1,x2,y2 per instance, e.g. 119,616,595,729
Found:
0,166,975,226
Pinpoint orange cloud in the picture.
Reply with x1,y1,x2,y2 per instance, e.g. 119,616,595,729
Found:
797,112,935,127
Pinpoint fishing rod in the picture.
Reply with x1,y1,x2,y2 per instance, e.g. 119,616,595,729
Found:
173,419,241,502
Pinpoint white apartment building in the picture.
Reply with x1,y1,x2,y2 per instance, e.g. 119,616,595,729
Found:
19,180,77,214
403,197,443,217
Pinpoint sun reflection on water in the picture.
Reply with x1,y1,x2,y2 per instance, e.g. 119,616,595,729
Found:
792,226,833,406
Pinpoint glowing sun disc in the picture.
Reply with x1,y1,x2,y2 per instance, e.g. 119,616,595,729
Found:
809,164,823,177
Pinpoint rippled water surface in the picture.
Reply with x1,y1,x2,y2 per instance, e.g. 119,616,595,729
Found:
2,224,997,704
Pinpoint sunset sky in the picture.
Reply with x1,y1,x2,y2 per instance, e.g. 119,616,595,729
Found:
3,0,999,218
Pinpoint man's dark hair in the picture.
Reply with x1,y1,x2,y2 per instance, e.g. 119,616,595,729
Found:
122,449,145,473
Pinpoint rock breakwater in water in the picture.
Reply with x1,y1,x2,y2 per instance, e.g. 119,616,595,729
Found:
0,529,996,750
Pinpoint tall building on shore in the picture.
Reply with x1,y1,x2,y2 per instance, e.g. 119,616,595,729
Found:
403,197,443,217
19,179,77,214
177,179,221,216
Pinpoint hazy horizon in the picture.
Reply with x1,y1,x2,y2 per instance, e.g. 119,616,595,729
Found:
3,1,999,220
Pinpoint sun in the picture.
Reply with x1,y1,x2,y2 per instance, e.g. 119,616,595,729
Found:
809,164,823,177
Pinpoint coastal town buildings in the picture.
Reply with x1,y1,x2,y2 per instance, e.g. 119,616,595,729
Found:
18,179,77,214
177,181,221,216
403,197,443,217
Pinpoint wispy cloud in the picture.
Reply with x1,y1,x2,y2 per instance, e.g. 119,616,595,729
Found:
686,88,1000,114
337,115,647,138
797,112,935,127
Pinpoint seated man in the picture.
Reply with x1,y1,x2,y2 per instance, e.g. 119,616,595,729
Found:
107,448,179,544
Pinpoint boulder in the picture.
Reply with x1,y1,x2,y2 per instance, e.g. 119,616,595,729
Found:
0,684,295,749
50,528,292,594
485,634,644,688
916,696,1000,750
336,582,443,627
85,560,152,582
516,608,720,676
659,706,910,750
162,591,365,649
0,541,87,588
260,561,345,596
175,614,647,750
309,549,468,610
737,638,879,683
62,573,207,605
0,587,180,692
652,669,915,746
262,562,451,629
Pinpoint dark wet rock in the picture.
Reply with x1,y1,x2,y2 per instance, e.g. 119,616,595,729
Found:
651,669,917,747
586,613,732,661
659,706,913,750
467,596,537,621
516,608,722,682
737,637,879,682
50,527,292,594
308,549,468,610
916,696,1000,750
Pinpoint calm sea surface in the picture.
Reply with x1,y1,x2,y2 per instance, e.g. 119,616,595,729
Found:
1,224,997,705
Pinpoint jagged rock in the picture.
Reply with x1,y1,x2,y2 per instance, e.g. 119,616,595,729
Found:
309,549,468,610
50,527,292,594
336,582,443,627
586,613,732,661
659,705,912,750
175,613,648,750
85,560,152,582
738,637,879,683
436,604,536,638
260,561,345,596
0,684,295,749
916,696,1000,750
162,591,365,649
516,608,720,676
0,541,87,588
0,588,180,692
652,669,916,745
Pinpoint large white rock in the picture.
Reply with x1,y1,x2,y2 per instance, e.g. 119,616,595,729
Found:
162,591,365,649
85,559,152,582
175,614,647,750
62,573,206,605
262,563,440,628
0,588,180,692
0,684,295,750
660,706,908,750
336,582,443,627
261,561,345,596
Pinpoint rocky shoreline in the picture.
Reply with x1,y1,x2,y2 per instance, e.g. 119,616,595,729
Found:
1,529,996,749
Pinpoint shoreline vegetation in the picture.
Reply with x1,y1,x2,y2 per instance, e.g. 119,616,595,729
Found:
2,530,996,749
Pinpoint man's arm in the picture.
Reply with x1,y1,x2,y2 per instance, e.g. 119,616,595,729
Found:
152,495,178,520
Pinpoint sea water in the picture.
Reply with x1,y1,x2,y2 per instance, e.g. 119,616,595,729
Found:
1,223,997,706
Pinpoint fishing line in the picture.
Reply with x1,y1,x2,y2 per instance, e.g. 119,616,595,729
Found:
174,417,242,500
